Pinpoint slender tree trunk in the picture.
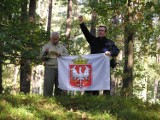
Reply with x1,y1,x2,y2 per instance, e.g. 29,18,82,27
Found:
121,0,134,96
157,36,160,63
142,60,148,101
0,54,2,94
65,0,72,95
0,15,2,94
20,60,31,94
13,66,19,94
21,0,28,21
29,0,36,22
47,0,53,34
66,0,72,42
20,0,29,94
32,65,44,94
155,36,160,99
122,29,134,89
154,80,159,100
20,0,36,94
90,11,97,36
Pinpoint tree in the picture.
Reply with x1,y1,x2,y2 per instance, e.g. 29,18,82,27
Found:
66,0,72,43
47,0,53,34
20,0,30,94
157,36,160,63
20,0,37,94
0,0,22,94
0,55,2,94
0,0,47,94
121,0,134,96
0,2,3,93
90,11,97,36
29,0,36,21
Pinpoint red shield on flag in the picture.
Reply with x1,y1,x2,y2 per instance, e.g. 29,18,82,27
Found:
69,64,92,88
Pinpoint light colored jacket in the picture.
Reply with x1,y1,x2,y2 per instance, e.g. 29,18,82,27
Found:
41,42,68,67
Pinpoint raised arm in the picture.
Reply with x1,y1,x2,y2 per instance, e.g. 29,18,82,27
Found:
78,16,95,44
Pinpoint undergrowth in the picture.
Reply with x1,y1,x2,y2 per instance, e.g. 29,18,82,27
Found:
0,94,160,120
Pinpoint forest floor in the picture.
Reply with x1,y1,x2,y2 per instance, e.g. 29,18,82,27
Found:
0,94,160,120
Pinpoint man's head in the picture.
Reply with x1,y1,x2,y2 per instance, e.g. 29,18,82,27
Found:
97,25,107,37
50,32,59,45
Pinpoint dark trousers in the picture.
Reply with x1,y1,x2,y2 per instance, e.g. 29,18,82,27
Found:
103,90,110,95
85,77,111,96
85,91,99,95
85,90,110,95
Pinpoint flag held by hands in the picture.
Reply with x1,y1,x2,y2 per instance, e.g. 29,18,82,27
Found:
57,53,110,91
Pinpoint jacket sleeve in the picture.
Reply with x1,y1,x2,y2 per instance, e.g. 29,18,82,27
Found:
61,45,69,56
109,41,120,68
80,23,95,44
110,42,120,57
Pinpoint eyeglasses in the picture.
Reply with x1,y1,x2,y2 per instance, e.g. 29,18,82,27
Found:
98,29,105,32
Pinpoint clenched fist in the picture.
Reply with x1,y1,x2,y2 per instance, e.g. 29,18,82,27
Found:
78,15,84,24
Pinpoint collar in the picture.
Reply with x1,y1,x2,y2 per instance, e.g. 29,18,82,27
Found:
97,36,106,39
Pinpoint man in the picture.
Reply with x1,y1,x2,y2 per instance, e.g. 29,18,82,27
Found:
78,16,119,95
41,32,68,97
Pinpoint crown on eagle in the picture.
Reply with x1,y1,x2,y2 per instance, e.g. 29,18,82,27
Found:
72,55,89,64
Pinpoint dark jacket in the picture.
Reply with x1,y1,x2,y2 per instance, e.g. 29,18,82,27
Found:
80,23,119,68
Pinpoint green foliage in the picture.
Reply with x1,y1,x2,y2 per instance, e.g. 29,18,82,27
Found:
0,0,48,65
71,0,160,98
1,23,47,65
59,15,90,56
0,0,160,101
0,94,160,120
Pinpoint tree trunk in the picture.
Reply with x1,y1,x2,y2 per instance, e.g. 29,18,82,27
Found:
121,0,134,96
0,54,3,94
0,7,3,94
154,80,159,100
157,36,160,63
31,65,44,94
12,66,19,94
65,0,72,95
29,0,36,22
20,0,29,94
20,0,36,94
47,0,53,34
122,30,134,94
155,36,160,98
20,59,31,94
90,11,97,36
66,0,72,42
21,0,28,21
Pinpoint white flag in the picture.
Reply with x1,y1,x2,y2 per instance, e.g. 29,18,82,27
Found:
57,53,110,91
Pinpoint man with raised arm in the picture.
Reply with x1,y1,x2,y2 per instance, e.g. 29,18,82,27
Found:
78,15,119,95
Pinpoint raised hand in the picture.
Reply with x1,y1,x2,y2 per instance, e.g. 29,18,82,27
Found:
78,15,83,24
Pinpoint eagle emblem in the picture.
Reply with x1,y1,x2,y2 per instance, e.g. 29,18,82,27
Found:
69,64,92,88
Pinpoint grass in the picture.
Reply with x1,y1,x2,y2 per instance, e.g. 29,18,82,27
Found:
0,94,160,120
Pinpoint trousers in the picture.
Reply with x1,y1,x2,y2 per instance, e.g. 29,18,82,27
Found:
43,66,61,96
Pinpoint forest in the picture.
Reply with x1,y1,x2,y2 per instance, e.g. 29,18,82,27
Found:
0,0,160,119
